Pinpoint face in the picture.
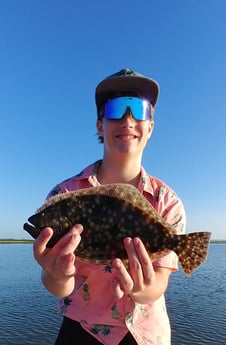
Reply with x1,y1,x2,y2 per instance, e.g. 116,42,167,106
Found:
96,108,154,158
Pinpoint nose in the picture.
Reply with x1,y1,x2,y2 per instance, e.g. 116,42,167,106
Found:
120,107,135,123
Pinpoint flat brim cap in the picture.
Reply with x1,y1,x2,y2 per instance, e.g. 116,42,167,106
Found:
95,68,160,110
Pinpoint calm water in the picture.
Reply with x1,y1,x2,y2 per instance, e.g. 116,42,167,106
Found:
0,244,225,345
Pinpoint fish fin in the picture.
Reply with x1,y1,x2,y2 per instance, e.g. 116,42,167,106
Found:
23,223,41,240
176,232,211,276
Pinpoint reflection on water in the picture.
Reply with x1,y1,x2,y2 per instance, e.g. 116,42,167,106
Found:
0,244,225,345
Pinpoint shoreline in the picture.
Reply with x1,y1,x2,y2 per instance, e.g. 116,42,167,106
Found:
0,239,34,244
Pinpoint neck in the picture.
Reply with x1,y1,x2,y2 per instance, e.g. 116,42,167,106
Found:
97,155,142,186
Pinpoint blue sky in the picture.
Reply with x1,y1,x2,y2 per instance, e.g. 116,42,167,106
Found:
0,0,225,240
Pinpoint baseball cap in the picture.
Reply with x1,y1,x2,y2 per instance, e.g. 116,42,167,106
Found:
95,68,159,111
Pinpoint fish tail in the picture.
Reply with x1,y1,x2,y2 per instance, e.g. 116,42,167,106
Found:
175,232,211,275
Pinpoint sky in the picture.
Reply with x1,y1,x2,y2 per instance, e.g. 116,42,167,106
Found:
0,0,225,240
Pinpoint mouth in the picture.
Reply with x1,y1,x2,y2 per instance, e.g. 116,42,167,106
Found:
116,135,138,140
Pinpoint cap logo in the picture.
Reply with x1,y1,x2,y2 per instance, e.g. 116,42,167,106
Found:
120,68,135,76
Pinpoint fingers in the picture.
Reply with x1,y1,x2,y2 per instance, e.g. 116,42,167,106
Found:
33,227,53,261
112,237,155,298
52,224,83,256
112,258,134,298
125,237,155,283
59,252,76,276
33,224,83,278
112,277,125,300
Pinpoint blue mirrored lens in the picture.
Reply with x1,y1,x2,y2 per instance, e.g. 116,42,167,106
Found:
103,97,150,121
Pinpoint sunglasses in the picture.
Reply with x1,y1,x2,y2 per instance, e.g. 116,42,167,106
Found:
103,96,151,121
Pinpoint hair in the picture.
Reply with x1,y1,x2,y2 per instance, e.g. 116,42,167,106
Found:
97,94,155,143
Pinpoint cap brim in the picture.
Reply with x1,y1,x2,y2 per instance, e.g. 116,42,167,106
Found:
95,75,159,109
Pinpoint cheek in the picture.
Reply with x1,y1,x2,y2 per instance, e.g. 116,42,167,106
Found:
101,120,115,136
140,123,152,136
139,123,153,144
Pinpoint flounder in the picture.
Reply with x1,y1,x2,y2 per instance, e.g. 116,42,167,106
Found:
23,183,211,275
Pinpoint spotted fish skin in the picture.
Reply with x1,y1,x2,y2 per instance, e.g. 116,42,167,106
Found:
23,183,211,275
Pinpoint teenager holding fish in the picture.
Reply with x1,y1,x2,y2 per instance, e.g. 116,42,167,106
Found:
33,68,187,345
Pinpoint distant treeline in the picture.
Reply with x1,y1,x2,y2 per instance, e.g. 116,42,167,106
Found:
0,239,34,244
210,239,226,243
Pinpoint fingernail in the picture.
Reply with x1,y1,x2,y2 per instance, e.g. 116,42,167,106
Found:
71,224,83,234
133,237,140,246
114,258,122,268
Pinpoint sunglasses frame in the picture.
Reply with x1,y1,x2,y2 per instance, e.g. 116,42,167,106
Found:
103,96,151,121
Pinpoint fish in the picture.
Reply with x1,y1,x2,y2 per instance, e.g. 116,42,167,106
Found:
23,183,211,275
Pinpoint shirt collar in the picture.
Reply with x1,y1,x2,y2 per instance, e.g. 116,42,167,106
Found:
76,160,154,196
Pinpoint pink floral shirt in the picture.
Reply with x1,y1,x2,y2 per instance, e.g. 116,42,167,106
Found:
47,160,186,345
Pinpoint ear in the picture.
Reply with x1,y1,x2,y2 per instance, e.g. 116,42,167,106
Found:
147,120,154,139
96,120,103,137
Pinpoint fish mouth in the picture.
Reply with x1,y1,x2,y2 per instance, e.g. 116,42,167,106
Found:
23,222,42,240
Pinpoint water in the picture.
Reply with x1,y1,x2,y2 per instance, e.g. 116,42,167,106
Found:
0,244,62,345
166,244,226,344
0,244,225,345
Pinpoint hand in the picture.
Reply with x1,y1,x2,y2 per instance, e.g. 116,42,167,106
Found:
112,237,171,304
33,225,83,296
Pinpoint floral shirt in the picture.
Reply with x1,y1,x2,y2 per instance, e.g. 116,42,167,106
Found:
47,160,186,345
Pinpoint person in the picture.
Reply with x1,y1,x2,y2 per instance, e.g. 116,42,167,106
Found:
33,68,186,345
